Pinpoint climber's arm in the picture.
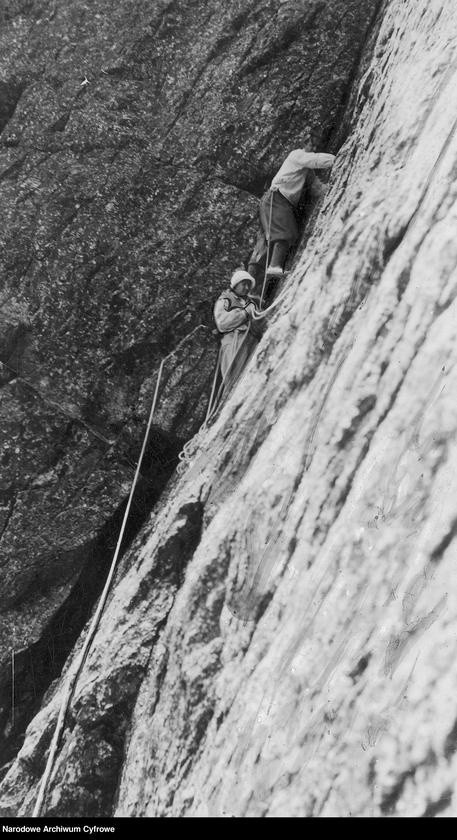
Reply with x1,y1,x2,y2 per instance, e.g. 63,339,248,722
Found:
292,149,336,170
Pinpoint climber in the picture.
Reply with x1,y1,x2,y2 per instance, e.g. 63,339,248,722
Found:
213,269,262,398
248,146,336,281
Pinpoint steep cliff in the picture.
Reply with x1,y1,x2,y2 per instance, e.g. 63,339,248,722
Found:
0,0,376,766
1,0,456,819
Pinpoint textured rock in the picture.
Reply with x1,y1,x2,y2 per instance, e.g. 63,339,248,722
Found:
0,0,377,761
3,0,456,821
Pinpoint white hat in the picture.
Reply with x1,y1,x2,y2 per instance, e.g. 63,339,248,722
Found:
230,269,255,290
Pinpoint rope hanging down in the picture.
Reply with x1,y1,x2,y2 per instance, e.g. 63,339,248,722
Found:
259,189,274,309
178,256,295,473
204,347,222,424
31,224,293,810
32,358,166,818
189,191,282,437
255,188,297,320
179,194,294,470
177,346,223,469
206,323,254,420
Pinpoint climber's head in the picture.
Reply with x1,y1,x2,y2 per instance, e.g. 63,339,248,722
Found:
230,269,255,297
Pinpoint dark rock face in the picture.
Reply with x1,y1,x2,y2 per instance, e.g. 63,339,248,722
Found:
0,0,383,811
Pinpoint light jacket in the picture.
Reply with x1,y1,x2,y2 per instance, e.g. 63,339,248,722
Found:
213,289,256,334
270,149,335,207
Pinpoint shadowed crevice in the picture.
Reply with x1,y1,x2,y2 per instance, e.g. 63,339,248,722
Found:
0,79,25,136
0,426,182,776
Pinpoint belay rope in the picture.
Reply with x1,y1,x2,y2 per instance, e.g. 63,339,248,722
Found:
32,189,294,814
178,194,294,471
176,344,224,469
32,358,167,817
32,322,224,815
204,346,222,424
251,279,291,320
255,187,295,319
206,190,292,412
259,188,275,309
177,303,269,472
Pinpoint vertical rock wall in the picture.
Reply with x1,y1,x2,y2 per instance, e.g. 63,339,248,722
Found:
4,0,457,821
0,0,378,764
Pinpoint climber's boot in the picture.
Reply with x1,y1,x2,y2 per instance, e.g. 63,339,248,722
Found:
266,240,289,278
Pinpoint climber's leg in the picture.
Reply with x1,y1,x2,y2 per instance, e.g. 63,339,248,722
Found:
262,191,297,278
247,190,276,283
247,230,267,283
266,239,289,278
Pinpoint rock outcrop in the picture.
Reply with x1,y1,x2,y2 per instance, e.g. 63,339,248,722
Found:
0,0,377,764
2,0,456,819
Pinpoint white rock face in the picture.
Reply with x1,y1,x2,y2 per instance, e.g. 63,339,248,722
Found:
2,0,457,817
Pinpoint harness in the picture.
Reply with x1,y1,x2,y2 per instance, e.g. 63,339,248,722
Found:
216,291,250,334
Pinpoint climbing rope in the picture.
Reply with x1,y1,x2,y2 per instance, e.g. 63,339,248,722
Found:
251,280,293,321
176,347,223,472
204,324,255,421
254,185,303,321
204,347,222,424
177,323,257,473
30,322,224,813
177,426,206,472
28,183,295,810
32,358,166,818
259,188,274,309
187,190,278,438
177,255,294,476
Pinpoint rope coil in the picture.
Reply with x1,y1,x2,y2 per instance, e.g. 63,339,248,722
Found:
251,281,291,320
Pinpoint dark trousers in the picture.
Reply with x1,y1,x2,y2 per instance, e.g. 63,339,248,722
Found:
248,189,298,271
